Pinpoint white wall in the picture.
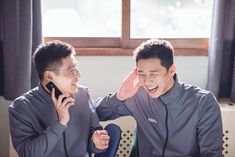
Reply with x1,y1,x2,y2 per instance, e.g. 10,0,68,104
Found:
77,56,208,98
0,56,208,157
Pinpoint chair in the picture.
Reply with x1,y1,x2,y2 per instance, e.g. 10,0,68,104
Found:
94,123,121,157
129,127,139,157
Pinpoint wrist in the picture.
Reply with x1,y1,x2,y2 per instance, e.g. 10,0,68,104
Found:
116,92,126,101
59,120,68,127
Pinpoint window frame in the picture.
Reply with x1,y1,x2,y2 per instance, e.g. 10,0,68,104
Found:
44,0,209,56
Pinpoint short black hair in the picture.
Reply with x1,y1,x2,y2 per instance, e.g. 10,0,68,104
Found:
133,39,174,70
33,40,75,81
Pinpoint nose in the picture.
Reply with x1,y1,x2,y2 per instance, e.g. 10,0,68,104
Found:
144,76,154,84
74,69,81,78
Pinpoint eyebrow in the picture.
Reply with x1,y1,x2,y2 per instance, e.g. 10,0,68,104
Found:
150,70,159,73
138,69,160,73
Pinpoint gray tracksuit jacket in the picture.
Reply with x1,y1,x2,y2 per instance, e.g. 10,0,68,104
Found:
96,78,223,157
9,84,102,157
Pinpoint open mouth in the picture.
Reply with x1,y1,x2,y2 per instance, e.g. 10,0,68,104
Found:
73,79,80,87
147,86,158,93
72,82,79,87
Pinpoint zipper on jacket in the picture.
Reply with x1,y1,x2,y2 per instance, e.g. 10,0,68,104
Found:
160,98,169,157
63,132,69,157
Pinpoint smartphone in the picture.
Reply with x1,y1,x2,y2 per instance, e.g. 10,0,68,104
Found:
46,81,63,99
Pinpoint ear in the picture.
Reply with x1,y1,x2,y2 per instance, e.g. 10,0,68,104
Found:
168,64,176,76
44,71,53,82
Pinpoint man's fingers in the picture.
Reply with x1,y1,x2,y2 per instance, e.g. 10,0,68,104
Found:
60,97,74,106
96,130,108,136
127,68,138,81
94,130,110,141
64,101,75,110
100,134,110,140
51,88,57,104
92,130,110,149
99,130,108,134
101,140,109,146
134,81,141,91
58,94,70,104
100,136,109,148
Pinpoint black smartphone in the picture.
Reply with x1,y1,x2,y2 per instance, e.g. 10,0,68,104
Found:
46,81,63,99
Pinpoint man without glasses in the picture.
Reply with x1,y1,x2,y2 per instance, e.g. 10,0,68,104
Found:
96,39,223,157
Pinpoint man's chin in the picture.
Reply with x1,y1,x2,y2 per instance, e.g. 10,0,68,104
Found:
68,88,78,94
144,87,159,98
149,89,162,98
149,94,159,98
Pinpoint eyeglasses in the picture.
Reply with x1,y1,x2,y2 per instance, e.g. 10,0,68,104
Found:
48,63,80,76
60,64,80,75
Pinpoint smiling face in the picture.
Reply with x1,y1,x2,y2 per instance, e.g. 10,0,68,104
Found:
137,58,176,98
46,54,81,94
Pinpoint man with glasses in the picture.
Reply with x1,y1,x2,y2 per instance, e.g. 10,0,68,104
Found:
9,41,110,157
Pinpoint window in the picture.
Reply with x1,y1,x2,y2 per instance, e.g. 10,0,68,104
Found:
131,0,213,38
43,0,121,37
43,0,213,56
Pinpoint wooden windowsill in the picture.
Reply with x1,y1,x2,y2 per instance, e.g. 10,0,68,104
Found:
43,0,209,57
44,37,209,56
75,48,208,56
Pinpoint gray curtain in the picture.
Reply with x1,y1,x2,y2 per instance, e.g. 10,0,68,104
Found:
0,0,42,100
206,0,235,102
0,0,4,96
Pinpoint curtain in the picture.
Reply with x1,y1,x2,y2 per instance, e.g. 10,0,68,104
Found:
0,0,4,96
206,0,235,102
0,0,42,100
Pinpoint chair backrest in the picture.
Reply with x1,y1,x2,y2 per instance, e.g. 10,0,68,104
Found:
94,123,121,157
100,116,136,157
129,127,139,157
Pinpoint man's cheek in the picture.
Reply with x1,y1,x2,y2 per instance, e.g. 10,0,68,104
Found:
139,79,145,86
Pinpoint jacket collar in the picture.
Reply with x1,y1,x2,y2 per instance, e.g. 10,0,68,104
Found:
38,83,53,103
159,74,183,105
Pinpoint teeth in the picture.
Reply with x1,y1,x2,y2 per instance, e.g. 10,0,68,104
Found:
147,86,157,90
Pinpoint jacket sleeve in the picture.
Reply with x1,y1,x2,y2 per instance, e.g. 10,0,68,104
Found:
95,93,132,121
9,99,66,157
85,88,105,153
88,110,104,154
197,92,223,157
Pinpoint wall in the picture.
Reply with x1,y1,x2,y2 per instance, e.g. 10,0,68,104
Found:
0,97,11,157
77,56,208,98
0,56,208,157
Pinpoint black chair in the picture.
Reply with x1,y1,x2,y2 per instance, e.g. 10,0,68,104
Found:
94,123,121,157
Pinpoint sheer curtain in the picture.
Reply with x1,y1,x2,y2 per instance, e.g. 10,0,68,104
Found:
0,0,42,100
206,0,235,102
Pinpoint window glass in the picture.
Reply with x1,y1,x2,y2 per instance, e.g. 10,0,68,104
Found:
42,0,121,37
131,0,213,38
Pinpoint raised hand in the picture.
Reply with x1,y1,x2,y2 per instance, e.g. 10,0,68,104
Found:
92,130,110,150
116,69,141,101
51,88,75,126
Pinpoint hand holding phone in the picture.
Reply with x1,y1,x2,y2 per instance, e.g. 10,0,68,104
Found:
46,81,63,99
46,81,74,126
